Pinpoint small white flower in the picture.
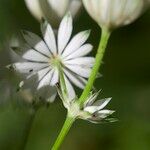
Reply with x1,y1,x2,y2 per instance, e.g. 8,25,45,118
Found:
59,90,116,124
25,0,82,27
9,13,94,100
83,0,149,30
80,92,115,123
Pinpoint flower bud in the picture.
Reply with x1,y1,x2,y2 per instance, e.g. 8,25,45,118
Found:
25,0,82,27
83,0,150,30
25,0,44,21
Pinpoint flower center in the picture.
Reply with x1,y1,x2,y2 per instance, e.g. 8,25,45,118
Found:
50,55,62,68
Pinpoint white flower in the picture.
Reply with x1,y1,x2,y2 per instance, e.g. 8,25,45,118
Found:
25,0,82,27
82,0,149,30
59,90,116,124
80,92,115,123
9,13,94,100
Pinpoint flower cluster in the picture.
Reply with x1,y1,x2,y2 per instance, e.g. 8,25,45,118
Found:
5,1,150,149
8,0,150,124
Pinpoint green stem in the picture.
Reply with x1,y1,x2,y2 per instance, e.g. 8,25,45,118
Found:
78,28,111,106
58,65,68,99
51,115,75,150
51,28,111,150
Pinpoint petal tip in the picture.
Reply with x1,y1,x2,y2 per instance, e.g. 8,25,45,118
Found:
86,29,91,35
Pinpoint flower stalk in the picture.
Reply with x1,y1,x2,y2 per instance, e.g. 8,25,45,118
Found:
51,115,75,150
58,65,68,99
51,27,111,149
78,28,111,106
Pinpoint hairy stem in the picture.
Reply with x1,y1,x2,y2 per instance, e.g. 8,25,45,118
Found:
51,115,75,150
78,28,111,106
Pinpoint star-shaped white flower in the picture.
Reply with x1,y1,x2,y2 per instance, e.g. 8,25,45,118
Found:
9,13,94,100
59,90,116,124
81,92,115,123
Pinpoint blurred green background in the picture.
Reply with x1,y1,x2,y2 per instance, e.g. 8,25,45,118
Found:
0,0,150,150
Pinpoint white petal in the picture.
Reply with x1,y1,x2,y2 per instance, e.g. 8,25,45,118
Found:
97,110,115,119
58,13,73,54
23,49,49,62
37,67,51,81
64,57,95,67
50,68,59,86
69,0,82,17
82,0,100,27
87,110,114,123
65,64,92,78
38,86,57,103
25,0,44,20
47,0,69,17
84,91,101,107
37,69,54,89
22,30,51,56
94,98,112,110
64,44,93,60
35,41,52,56
11,45,28,56
64,69,87,89
84,106,99,114
47,91,57,103
62,30,91,58
13,62,48,73
64,75,76,100
41,22,57,55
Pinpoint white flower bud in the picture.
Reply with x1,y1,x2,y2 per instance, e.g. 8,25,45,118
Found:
83,0,150,30
24,0,82,27
25,0,44,21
